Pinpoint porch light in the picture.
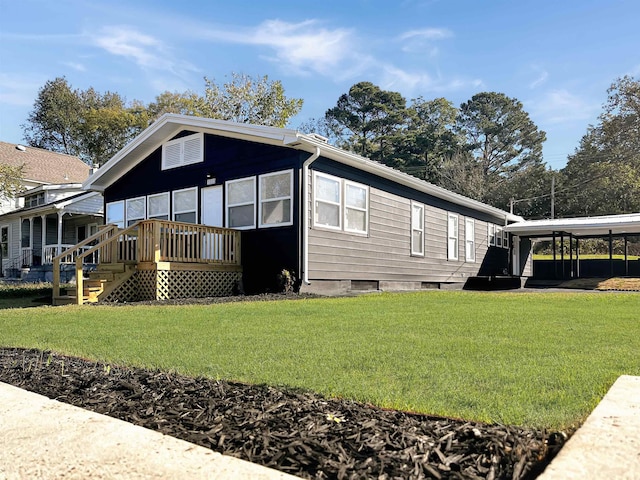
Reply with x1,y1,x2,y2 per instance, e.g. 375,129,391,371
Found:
206,173,216,186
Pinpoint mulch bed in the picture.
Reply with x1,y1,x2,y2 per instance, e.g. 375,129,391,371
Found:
0,347,568,479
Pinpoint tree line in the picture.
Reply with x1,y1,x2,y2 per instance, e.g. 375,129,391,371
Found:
16,74,640,219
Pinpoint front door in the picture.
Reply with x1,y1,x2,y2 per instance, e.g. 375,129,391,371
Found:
201,186,223,227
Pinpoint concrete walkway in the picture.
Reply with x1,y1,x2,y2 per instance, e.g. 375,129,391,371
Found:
0,382,298,480
1,376,638,479
538,375,640,479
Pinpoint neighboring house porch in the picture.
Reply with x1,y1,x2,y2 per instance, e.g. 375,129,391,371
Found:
0,191,103,281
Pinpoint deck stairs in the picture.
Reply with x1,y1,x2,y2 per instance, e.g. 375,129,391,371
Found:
53,263,136,306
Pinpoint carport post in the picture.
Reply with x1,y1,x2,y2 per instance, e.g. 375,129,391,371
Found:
576,238,581,277
624,235,629,276
560,232,565,279
609,230,614,277
552,232,557,279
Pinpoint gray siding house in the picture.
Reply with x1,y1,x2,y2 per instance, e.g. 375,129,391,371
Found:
83,114,530,295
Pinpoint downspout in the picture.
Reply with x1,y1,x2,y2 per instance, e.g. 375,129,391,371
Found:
302,146,321,285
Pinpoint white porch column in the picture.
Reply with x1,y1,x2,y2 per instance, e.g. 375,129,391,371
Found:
40,214,47,262
57,212,63,249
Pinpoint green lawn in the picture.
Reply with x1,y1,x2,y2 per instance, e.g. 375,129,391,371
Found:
1,290,638,430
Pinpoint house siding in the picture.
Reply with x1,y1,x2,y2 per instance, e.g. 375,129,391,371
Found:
103,131,306,294
306,158,514,288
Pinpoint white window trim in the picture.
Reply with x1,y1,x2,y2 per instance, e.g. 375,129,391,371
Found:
172,187,199,223
465,218,476,262
258,169,294,228
226,176,257,230
447,212,459,261
125,196,146,226
411,202,424,257
488,223,496,246
106,200,125,229
496,226,503,248
161,132,204,170
503,229,509,249
147,192,170,220
313,172,342,231
344,180,369,235
1,224,11,261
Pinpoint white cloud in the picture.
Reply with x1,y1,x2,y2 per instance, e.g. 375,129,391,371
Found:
398,27,453,56
198,19,355,77
0,74,41,106
90,26,198,77
529,89,600,125
529,70,549,89
62,61,86,72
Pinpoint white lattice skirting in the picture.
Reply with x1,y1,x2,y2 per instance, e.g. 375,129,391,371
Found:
106,269,242,302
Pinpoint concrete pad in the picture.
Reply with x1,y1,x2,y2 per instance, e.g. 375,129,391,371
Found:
538,375,640,479
0,382,299,480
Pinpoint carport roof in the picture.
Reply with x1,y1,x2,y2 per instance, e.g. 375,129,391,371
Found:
504,213,640,237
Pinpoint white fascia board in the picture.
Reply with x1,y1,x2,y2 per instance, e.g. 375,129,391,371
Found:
84,114,301,192
504,214,640,236
293,135,522,223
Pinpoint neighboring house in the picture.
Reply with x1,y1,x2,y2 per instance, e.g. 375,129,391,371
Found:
0,142,103,279
79,114,530,298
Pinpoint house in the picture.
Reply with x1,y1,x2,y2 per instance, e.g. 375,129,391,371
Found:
0,142,103,279
67,113,529,303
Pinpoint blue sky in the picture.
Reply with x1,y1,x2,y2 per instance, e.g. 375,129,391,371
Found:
1,0,638,170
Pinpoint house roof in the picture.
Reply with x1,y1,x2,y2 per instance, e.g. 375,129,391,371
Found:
0,141,90,185
84,114,523,223
0,191,103,219
504,213,640,237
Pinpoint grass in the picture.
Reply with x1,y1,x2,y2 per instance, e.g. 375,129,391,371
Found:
1,290,638,430
0,282,55,309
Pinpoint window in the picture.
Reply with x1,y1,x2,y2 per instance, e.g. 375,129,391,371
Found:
148,192,170,220
313,172,369,234
226,177,256,229
465,218,475,262
503,229,509,249
314,173,341,229
172,187,198,223
1,226,9,259
24,192,45,208
344,181,368,234
162,132,203,170
488,223,496,246
106,201,125,228
447,213,459,261
125,197,146,226
259,170,293,227
496,226,503,248
411,202,424,256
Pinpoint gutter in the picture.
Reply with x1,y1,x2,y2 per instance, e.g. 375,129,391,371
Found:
301,147,321,285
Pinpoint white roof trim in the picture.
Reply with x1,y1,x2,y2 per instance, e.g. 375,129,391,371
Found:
504,213,640,236
84,114,522,222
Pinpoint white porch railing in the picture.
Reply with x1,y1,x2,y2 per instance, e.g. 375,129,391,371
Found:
43,244,98,264
20,248,33,267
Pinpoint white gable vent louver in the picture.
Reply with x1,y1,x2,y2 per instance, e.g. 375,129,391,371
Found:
162,132,204,170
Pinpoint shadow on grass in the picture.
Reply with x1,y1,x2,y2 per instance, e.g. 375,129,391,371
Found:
0,283,54,309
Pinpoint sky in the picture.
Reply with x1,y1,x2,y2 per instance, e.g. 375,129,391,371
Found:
1,0,639,170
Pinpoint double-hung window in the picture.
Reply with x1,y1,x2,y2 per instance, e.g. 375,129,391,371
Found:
496,226,503,248
314,173,341,229
411,202,424,256
447,213,459,261
106,201,125,228
465,218,475,262
125,197,146,226
147,192,170,220
503,229,509,249
0,226,9,259
259,170,293,227
488,223,496,246
226,177,256,229
162,133,203,170
313,172,369,234
344,181,368,234
172,187,198,223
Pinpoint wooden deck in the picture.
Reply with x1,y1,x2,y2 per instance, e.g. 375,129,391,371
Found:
52,220,242,305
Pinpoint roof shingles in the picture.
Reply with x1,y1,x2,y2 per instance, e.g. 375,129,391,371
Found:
0,141,90,184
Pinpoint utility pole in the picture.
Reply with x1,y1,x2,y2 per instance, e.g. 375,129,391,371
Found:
509,198,515,214
550,175,555,219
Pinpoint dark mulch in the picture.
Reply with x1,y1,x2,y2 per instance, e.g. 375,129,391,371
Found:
0,348,567,479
